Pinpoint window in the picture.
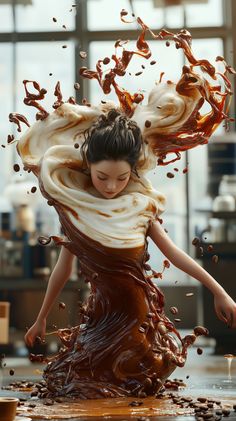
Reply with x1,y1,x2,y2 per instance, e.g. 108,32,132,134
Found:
15,0,75,32
0,43,13,195
16,41,75,119
0,0,233,284
88,0,223,30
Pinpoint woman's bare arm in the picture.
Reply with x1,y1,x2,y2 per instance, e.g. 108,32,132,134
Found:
25,246,75,346
148,220,236,328
36,246,75,321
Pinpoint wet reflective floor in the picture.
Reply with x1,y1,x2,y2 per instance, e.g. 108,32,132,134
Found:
1,347,236,420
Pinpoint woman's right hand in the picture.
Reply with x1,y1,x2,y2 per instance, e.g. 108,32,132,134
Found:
24,318,46,347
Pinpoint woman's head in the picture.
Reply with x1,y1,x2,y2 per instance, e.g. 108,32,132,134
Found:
81,109,143,199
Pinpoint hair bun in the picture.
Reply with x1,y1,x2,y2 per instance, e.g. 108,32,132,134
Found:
107,109,120,123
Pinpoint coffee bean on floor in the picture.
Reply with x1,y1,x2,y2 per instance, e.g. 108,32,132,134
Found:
129,401,143,407
197,397,207,403
215,409,222,415
30,391,38,397
55,397,64,403
43,399,54,406
222,408,230,416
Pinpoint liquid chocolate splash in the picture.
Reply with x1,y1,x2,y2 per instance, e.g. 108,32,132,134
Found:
80,11,233,164
9,112,30,132
23,80,49,121
38,204,205,399
53,81,64,109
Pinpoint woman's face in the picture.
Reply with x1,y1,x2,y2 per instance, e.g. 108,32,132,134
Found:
90,160,131,199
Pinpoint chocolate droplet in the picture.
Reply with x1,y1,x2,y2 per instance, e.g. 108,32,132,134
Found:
103,57,110,65
80,51,87,59
192,237,200,246
13,164,20,172
145,120,152,128
207,244,214,252
38,236,51,246
170,306,178,315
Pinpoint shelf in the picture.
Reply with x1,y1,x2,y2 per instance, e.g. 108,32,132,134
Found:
0,278,79,291
195,241,236,258
195,209,236,219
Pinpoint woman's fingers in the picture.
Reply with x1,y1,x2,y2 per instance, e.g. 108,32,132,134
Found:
24,333,32,347
215,295,236,328
220,309,235,328
228,311,236,328
216,308,227,324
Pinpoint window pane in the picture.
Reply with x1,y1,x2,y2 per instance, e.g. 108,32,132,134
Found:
88,0,223,30
186,0,223,27
88,0,138,30
164,5,184,28
16,0,75,32
89,40,184,105
88,0,166,30
0,44,14,197
16,41,75,121
0,4,13,32
188,38,224,245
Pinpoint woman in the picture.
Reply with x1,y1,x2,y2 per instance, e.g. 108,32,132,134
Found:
21,109,236,399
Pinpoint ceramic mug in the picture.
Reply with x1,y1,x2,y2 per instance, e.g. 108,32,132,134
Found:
212,195,235,212
0,397,19,421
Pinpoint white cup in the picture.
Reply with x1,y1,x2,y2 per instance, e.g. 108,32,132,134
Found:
212,195,235,212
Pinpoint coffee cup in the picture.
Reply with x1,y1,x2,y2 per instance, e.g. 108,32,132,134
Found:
0,397,19,421
212,195,235,212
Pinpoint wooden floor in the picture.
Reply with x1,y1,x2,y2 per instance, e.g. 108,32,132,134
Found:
1,347,236,420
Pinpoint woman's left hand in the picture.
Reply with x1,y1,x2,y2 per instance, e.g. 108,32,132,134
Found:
214,292,236,328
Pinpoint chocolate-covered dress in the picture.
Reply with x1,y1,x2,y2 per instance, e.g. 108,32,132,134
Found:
17,101,197,399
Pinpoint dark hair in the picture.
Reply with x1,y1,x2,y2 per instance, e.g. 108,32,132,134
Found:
81,109,143,171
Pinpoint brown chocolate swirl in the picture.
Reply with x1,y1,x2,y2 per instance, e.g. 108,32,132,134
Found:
42,213,188,399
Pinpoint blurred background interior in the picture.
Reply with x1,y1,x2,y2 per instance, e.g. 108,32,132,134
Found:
0,0,236,368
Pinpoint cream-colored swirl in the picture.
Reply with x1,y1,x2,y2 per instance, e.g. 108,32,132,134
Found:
132,81,201,136
40,144,165,248
17,101,116,169
17,102,165,249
